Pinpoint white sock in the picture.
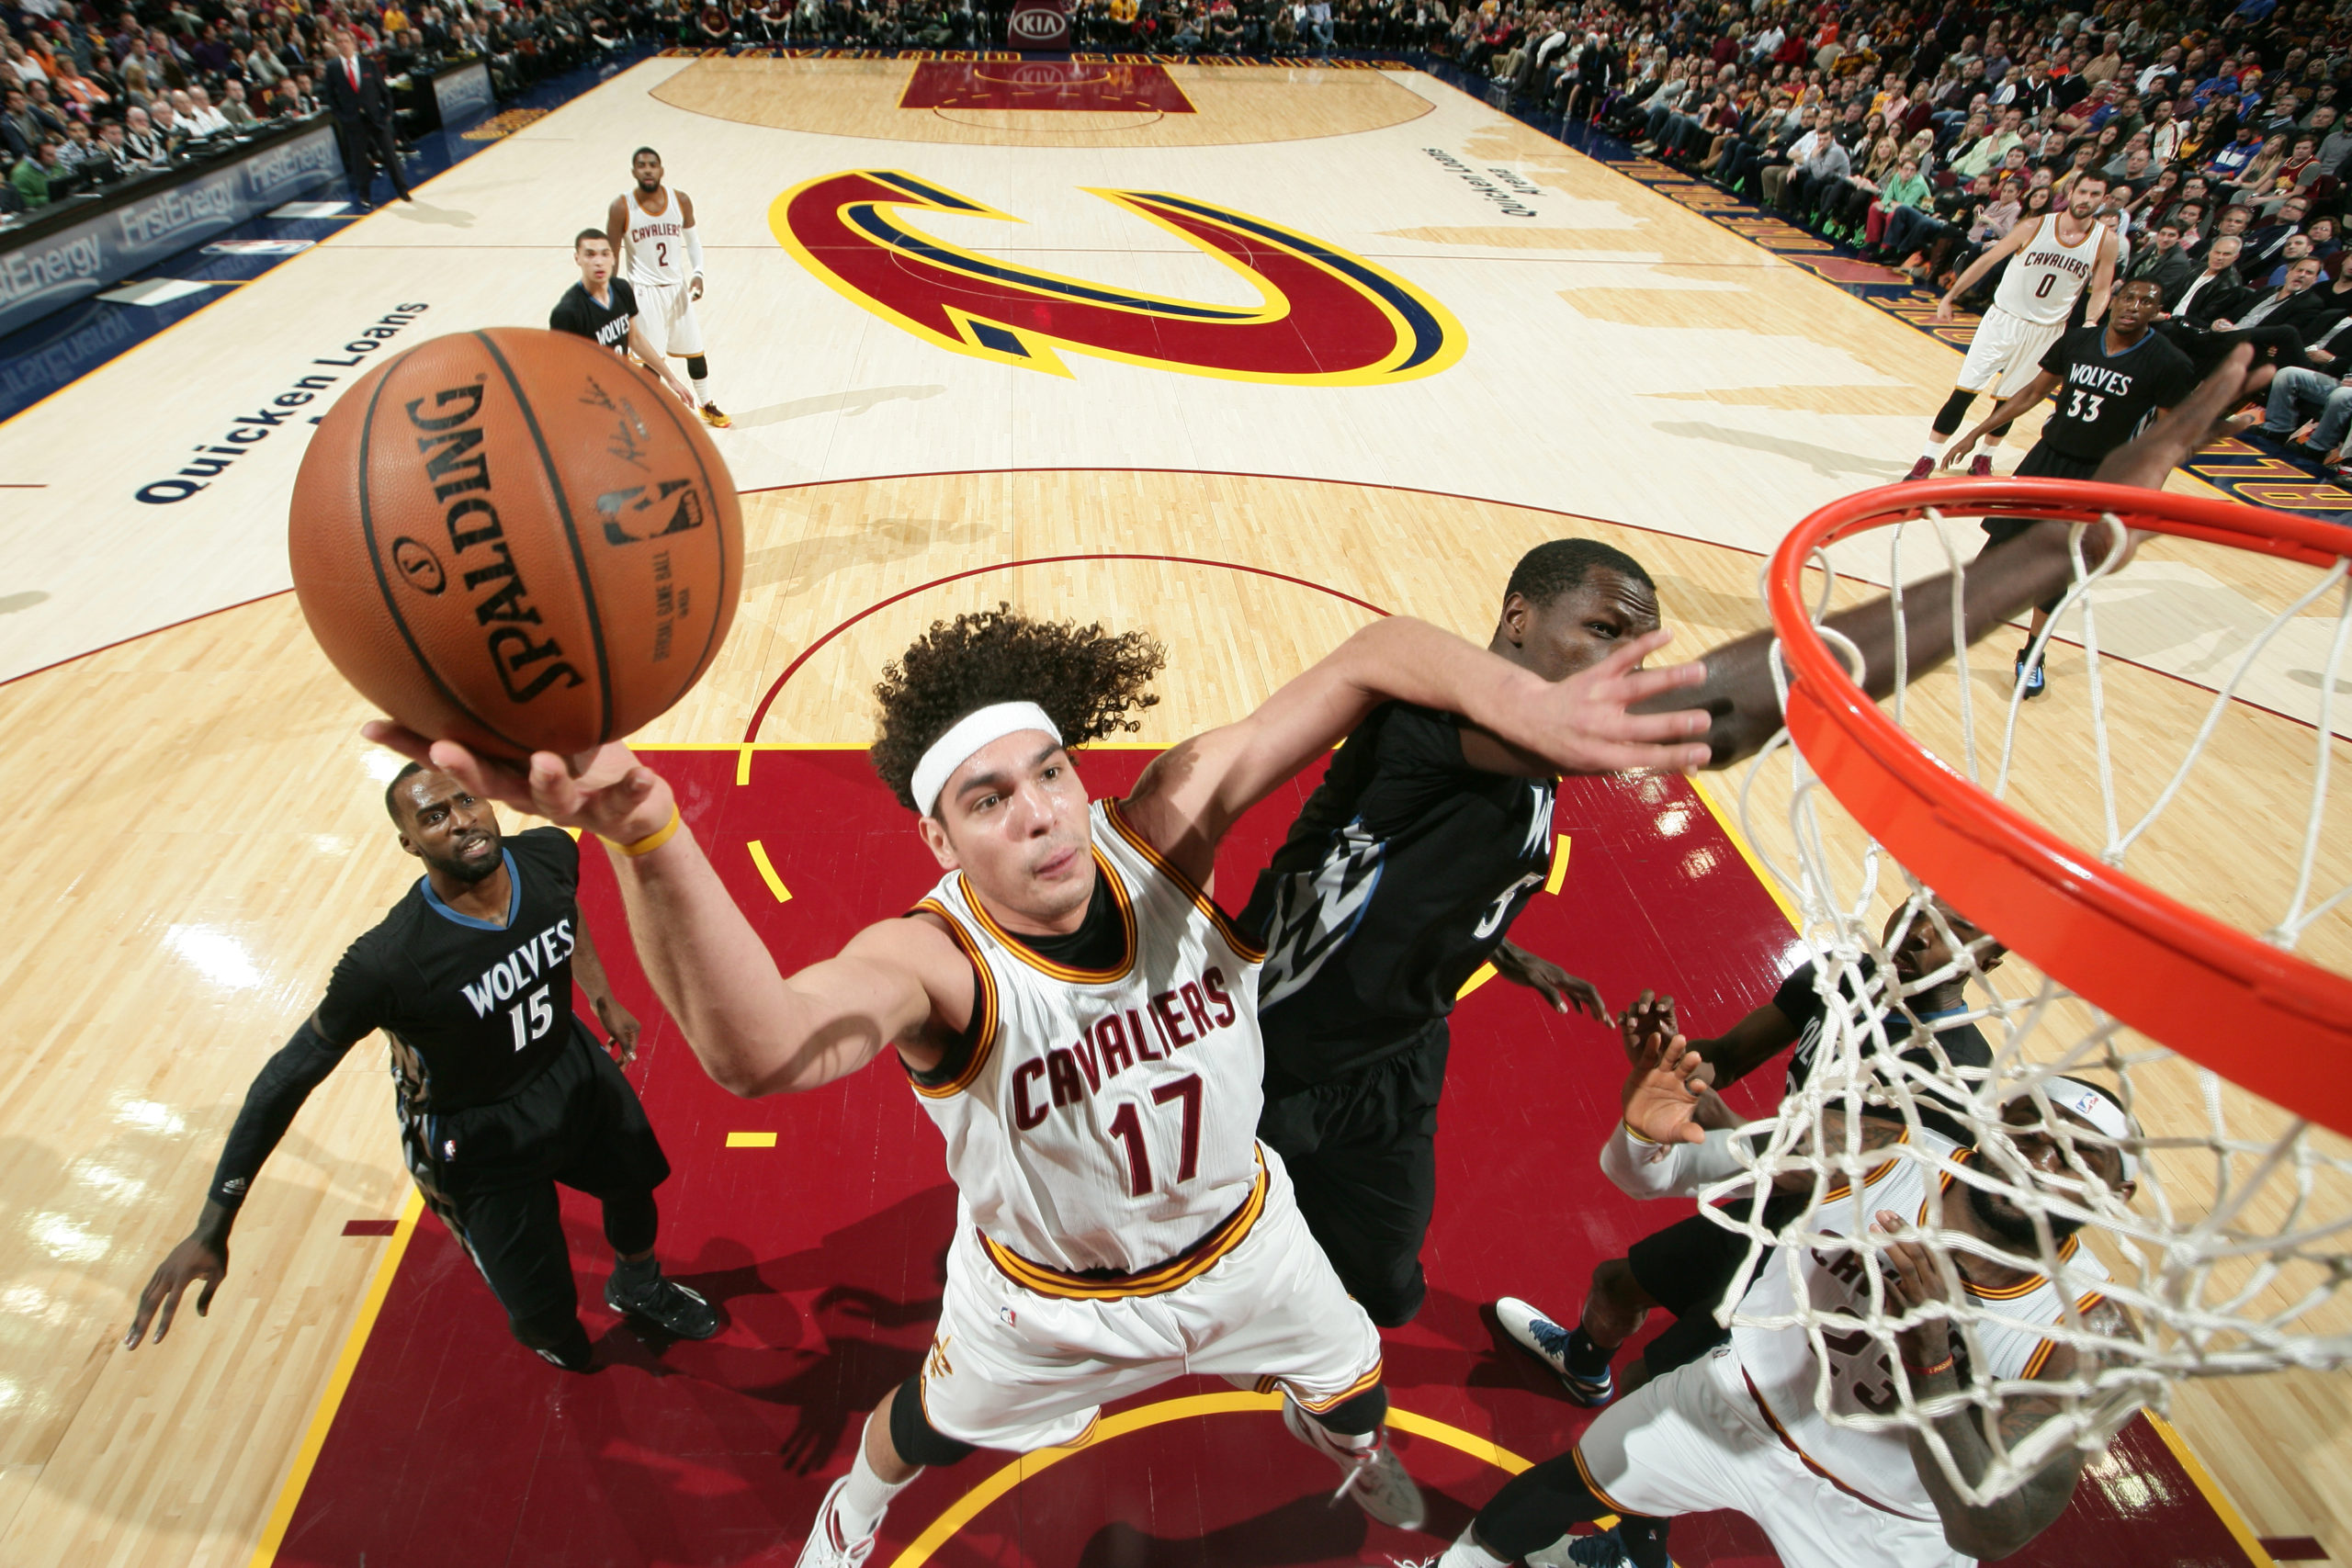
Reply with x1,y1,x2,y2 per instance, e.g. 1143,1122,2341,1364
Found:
1922,434,1948,465
836,1442,915,1540
1437,1527,1510,1568
692,376,712,404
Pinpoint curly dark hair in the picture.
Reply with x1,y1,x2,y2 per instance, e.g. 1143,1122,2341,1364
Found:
871,604,1165,812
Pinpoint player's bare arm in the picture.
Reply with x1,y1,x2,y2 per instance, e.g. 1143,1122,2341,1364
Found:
1876,1218,2139,1556
1646,347,2270,769
1120,616,1711,886
1681,997,1802,1088
626,316,694,404
1946,368,2062,465
679,190,702,299
604,194,628,262
1488,942,1607,1019
355,731,964,1099
2083,227,2120,326
569,911,640,1062
1936,217,2034,321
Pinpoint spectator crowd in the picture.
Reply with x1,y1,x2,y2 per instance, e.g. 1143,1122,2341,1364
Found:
1454,0,2352,473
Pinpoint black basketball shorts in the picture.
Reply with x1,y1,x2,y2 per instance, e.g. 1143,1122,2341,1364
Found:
404,1022,672,1324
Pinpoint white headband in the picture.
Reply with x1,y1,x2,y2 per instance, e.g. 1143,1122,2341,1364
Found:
910,702,1062,818
2019,1076,2141,1180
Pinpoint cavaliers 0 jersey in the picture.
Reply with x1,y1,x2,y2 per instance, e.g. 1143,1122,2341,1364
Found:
623,189,691,287
1993,211,2105,324
910,799,1271,1280
1734,1127,2112,1519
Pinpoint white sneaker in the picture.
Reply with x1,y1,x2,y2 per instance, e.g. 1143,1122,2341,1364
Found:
1497,1295,1613,1407
795,1475,878,1567
1282,1394,1427,1531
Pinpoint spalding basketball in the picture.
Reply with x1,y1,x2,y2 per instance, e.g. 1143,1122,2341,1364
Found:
289,327,742,759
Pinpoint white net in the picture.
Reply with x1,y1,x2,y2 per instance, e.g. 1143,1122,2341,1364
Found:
1708,498,2352,1506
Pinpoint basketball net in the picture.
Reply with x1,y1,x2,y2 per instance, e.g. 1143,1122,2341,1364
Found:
1707,486,2352,1507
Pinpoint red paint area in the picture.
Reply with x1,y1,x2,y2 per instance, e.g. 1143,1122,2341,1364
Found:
341,1219,401,1236
783,172,1422,378
899,60,1195,113
274,749,2259,1567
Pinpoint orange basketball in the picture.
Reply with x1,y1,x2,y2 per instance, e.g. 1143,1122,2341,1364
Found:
288,328,742,760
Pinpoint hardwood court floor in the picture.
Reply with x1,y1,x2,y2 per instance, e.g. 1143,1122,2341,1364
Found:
0,53,2346,1568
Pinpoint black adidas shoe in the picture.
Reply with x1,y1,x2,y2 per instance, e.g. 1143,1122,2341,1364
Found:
605,1270,722,1339
528,1320,595,1372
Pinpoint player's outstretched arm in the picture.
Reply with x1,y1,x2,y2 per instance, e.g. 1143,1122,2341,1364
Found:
1648,346,2270,770
125,1012,357,1348
1122,616,1709,882
361,727,950,1098
1875,1215,2137,1557
1935,218,2031,321
1945,369,2061,467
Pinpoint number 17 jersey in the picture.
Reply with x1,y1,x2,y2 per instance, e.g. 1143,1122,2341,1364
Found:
910,799,1270,1277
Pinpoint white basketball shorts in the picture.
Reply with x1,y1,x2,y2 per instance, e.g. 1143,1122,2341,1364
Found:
1570,1344,1969,1568
1955,305,2066,398
918,1145,1385,1452
633,279,705,358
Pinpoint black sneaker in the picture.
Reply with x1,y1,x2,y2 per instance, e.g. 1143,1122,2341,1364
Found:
2015,649,2048,700
606,1270,722,1339
530,1319,595,1372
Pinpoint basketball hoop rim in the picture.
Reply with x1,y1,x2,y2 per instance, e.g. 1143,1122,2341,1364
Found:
1765,477,2352,1135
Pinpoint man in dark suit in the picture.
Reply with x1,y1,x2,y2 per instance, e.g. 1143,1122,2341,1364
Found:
2166,233,2256,327
2126,218,2199,307
322,27,412,209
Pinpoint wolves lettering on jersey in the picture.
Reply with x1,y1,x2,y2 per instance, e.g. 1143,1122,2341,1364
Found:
910,798,1272,1279
2065,360,2139,396
626,190,690,287
458,917,576,1021
1733,1125,2110,1517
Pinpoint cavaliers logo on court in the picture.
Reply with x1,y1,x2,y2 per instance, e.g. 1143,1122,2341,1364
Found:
771,169,1465,385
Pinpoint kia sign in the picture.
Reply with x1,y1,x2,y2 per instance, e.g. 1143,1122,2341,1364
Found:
1007,0,1072,48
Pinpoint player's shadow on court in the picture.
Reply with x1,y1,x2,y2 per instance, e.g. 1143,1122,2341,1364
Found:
1651,420,1913,482
741,515,997,597
730,384,946,428
1074,1492,1369,1567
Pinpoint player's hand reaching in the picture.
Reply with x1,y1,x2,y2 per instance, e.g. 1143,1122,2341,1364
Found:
596,994,643,1063
1871,1209,1955,1373
1939,434,1980,468
1490,942,1606,1020
125,1235,227,1349
1510,627,1712,773
1616,987,1679,1066
1621,1032,1712,1146
1933,295,1957,324
360,723,678,847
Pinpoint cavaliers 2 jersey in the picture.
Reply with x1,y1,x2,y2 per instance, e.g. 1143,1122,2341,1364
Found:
909,799,1270,1279
623,189,691,287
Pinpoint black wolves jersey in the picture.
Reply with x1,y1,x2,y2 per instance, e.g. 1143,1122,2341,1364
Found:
1773,959,1988,1145
2037,324,2195,459
549,277,639,354
315,826,584,1114
1241,702,1555,1090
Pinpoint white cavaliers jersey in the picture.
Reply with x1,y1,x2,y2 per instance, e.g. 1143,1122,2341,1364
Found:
910,799,1271,1281
1734,1128,2112,1519
1993,212,2104,324
623,189,691,288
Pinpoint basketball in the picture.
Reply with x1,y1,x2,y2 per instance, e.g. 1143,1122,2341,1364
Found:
288,327,742,760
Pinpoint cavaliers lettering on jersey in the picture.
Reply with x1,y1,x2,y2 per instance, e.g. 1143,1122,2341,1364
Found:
1241,702,1555,1089
909,799,1271,1283
624,189,691,287
315,826,583,1120
548,276,639,353
1733,1126,2111,1519
2035,324,2196,458
1993,212,2105,325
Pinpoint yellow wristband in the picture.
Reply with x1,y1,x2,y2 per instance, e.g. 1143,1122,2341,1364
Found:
606,805,681,857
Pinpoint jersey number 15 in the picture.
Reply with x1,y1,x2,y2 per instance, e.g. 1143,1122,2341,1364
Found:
509,985,554,1052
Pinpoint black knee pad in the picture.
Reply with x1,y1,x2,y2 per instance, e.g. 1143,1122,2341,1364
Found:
1306,1382,1389,1437
1934,388,1978,435
889,1374,977,1467
1988,420,2014,441
684,355,709,380
601,1188,659,1258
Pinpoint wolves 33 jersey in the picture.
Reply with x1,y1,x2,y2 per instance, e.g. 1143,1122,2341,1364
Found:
911,799,1272,1277
1734,1126,2112,1520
